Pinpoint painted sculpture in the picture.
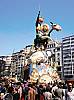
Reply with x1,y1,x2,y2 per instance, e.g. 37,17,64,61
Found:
26,11,62,83
34,11,61,49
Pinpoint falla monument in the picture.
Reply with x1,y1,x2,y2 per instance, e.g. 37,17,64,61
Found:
25,11,62,84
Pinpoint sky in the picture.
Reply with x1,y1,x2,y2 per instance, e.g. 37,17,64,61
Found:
0,0,74,55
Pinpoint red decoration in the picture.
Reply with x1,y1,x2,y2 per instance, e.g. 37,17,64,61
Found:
38,17,44,23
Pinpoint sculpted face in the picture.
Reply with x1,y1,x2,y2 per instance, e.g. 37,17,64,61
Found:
42,24,49,33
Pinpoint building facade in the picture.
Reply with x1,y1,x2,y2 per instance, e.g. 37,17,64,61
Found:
62,35,74,80
0,39,62,81
0,56,12,77
10,45,33,81
10,50,25,80
47,39,62,78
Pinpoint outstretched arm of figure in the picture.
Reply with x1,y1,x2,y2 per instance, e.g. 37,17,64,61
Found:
48,22,54,37
48,28,53,37
48,22,62,37
36,11,40,27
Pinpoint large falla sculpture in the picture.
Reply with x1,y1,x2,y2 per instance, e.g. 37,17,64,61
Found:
26,11,62,83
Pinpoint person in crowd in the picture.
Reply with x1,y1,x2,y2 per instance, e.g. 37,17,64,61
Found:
0,83,6,94
24,82,29,100
44,87,52,100
35,84,40,100
28,83,36,100
0,93,5,100
0,83,6,100
55,82,64,100
32,83,38,100
13,87,20,100
46,82,53,94
18,83,22,100
51,82,58,99
39,85,45,100
65,82,74,100
3,86,13,100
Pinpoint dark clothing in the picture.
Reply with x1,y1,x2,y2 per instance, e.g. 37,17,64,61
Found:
0,87,6,94
23,87,28,100
13,93,20,100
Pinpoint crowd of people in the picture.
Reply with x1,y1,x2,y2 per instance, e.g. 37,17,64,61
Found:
0,79,74,100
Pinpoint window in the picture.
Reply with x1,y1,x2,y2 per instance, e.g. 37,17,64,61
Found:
57,47,60,51
57,67,61,71
71,37,74,40
63,38,70,42
63,42,70,45
71,41,74,44
53,49,55,52
71,45,74,47
58,61,60,65
57,53,60,56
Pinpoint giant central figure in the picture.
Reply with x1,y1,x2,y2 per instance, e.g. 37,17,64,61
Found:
27,11,62,83
34,11,61,49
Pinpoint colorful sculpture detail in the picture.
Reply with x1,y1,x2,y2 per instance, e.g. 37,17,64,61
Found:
34,11,61,49
28,11,62,83
29,50,60,83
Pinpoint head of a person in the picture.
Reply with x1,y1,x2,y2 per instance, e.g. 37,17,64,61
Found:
68,83,73,91
8,86,14,93
58,82,63,88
